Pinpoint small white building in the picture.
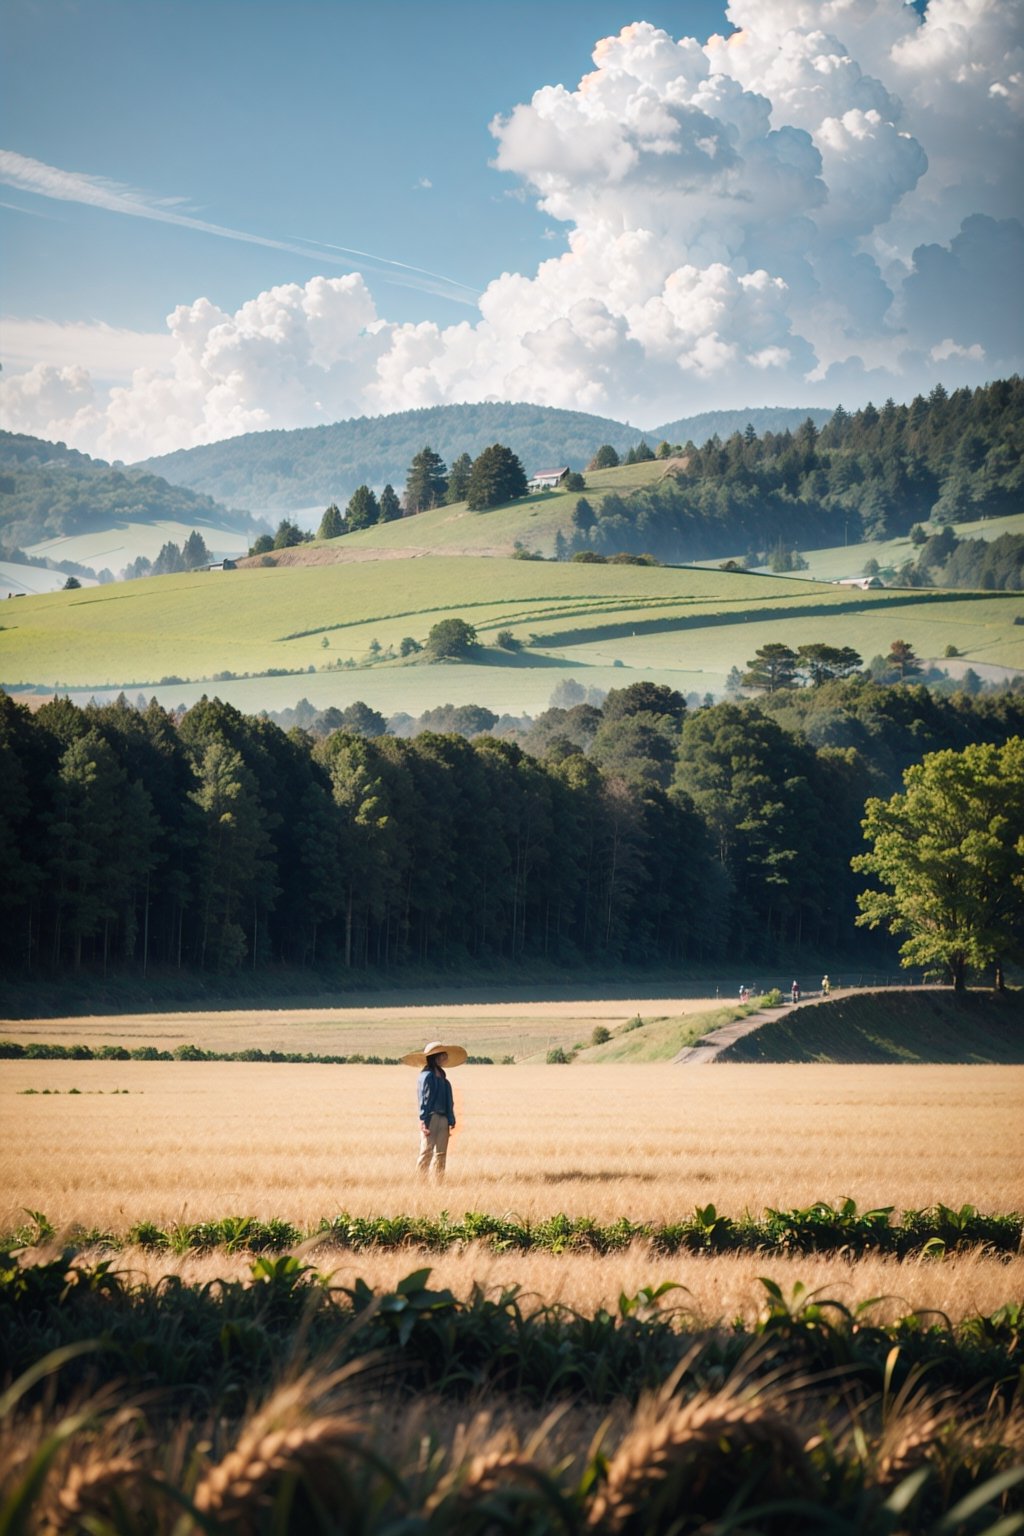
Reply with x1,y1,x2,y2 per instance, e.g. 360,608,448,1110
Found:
528,466,569,491
836,576,883,590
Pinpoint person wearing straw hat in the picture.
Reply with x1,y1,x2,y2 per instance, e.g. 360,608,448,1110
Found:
401,1039,467,1179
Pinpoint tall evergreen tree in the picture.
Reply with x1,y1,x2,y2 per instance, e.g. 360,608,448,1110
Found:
405,446,448,513
345,485,380,531
445,453,473,504
378,484,402,522
466,444,528,510
182,529,210,568
317,503,344,540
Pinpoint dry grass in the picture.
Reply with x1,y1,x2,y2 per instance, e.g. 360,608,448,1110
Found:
100,1242,1024,1325
0,994,721,1057
3,1061,1022,1235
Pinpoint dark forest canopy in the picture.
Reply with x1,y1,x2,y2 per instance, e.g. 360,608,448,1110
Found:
561,377,1024,565
0,431,265,556
3,678,1022,981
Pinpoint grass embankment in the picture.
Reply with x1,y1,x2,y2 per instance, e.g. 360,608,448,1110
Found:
720,987,1024,1063
557,1002,763,1062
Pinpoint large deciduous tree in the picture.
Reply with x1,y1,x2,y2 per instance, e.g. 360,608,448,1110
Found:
853,738,1024,990
426,617,478,658
466,443,528,510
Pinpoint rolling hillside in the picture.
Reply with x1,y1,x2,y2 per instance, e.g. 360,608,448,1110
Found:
0,432,265,577
136,400,832,517
3,555,1021,718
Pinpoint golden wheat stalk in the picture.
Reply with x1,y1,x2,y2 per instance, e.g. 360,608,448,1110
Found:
52,1453,149,1531
193,1413,362,1530
588,1390,808,1531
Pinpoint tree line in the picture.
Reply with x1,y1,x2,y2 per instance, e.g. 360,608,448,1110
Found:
3,677,1022,981
559,378,1024,565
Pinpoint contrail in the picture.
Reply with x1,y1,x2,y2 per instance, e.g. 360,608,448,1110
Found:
0,149,480,306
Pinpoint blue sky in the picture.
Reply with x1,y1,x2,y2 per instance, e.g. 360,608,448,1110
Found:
1,0,1021,458
3,1,727,334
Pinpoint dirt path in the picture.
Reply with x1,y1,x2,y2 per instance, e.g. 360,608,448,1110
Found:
673,993,830,1063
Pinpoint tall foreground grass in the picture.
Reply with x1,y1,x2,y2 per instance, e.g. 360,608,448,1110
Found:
2,1252,1022,1534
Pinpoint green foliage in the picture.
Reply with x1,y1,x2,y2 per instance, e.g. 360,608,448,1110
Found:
495,628,520,651
591,1024,611,1044
564,470,586,491
589,444,620,469
445,452,472,504
378,482,402,522
466,442,528,510
345,484,379,531
742,642,799,692
2,1252,1023,1535
317,502,344,539
405,445,447,513
0,430,261,554
425,616,478,658
272,518,307,550
854,738,1024,989
61,575,81,590
545,1045,572,1063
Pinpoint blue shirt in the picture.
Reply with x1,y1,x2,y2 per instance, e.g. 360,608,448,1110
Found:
418,1067,455,1127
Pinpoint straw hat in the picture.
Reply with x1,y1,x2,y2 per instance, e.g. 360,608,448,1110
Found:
401,1039,468,1068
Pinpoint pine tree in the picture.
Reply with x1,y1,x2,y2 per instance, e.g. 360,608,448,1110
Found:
378,484,401,522
318,504,344,540
405,446,448,513
182,529,210,568
466,443,528,510
345,485,380,531
445,453,473,504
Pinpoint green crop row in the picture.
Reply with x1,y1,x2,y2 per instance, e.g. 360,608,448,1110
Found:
2,1251,1022,1415
7,1199,1022,1259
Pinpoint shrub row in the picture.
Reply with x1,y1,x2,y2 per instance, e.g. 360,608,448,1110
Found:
8,1199,1022,1259
0,1039,494,1065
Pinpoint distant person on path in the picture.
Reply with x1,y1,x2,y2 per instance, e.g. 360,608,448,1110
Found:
821,975,831,996
791,980,800,1004
401,1039,467,1180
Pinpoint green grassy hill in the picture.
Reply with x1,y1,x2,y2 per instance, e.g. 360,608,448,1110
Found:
718,989,1024,1063
3,554,1022,717
271,460,667,560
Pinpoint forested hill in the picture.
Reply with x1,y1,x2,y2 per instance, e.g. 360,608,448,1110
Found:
573,377,1024,565
135,400,831,514
0,432,263,554
649,405,833,445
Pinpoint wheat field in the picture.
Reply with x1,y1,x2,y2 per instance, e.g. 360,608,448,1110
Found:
3,1060,1022,1236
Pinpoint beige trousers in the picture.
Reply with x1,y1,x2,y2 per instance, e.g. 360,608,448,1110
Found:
417,1112,451,1178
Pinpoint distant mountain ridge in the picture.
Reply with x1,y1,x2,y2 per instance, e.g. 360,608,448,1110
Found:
0,432,264,560
136,400,834,517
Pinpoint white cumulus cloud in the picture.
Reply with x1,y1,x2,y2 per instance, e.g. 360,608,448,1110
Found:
2,0,1022,461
